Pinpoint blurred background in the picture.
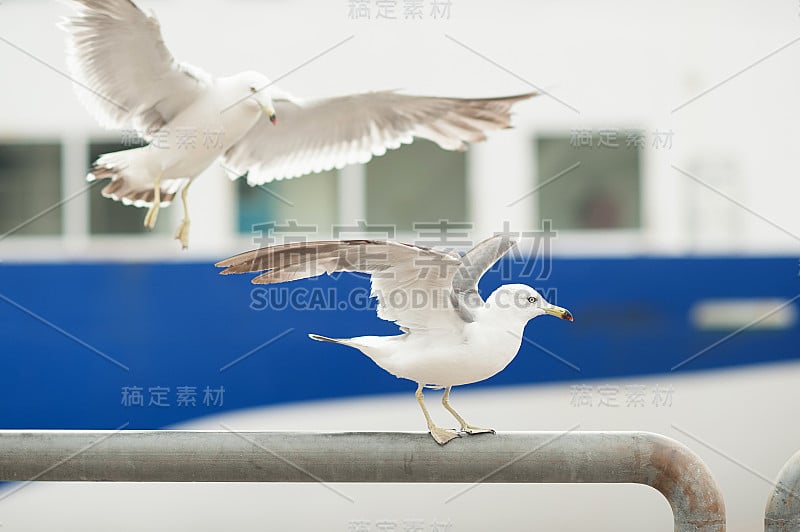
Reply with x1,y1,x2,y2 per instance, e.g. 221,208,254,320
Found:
0,0,798,530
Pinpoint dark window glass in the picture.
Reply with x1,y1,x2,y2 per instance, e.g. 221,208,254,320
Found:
237,170,338,237
0,143,62,236
88,141,162,235
536,134,641,230
366,140,467,233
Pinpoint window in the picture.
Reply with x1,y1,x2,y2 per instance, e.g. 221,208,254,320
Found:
535,134,641,230
366,140,467,234
236,170,338,237
88,141,164,235
0,142,62,236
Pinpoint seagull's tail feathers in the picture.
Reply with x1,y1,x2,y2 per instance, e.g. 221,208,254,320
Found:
308,333,347,345
87,149,185,208
309,334,397,373
308,333,373,352
309,333,396,356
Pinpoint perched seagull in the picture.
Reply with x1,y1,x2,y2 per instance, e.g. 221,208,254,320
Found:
216,236,573,445
62,0,535,248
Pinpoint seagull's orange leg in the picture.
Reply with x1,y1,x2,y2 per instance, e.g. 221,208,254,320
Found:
174,180,192,249
416,384,460,445
442,386,495,435
143,172,162,231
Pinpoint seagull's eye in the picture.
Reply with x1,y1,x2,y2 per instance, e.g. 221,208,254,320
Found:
249,87,256,94
527,296,537,303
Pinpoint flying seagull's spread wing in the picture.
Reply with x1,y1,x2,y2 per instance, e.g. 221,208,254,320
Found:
450,235,518,322
63,0,210,137
223,91,536,185
216,240,470,331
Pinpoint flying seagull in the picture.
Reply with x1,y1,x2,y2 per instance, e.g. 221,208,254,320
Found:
216,236,573,445
63,0,535,248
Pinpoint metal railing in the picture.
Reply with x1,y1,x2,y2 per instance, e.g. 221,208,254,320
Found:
0,430,725,531
765,449,800,531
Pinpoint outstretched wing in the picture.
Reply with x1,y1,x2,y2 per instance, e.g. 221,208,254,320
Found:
63,0,211,137
216,240,465,331
450,235,517,322
223,91,535,185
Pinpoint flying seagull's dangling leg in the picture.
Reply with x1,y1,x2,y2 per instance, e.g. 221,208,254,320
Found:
174,180,192,249
442,386,495,436
416,384,460,445
143,172,162,231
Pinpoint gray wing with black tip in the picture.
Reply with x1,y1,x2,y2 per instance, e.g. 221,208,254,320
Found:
450,235,518,322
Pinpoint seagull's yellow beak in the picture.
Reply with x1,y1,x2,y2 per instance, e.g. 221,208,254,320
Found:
544,305,574,321
261,104,277,126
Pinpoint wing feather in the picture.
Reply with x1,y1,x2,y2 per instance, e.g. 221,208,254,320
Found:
216,240,465,331
63,0,211,137
450,235,518,322
224,91,535,185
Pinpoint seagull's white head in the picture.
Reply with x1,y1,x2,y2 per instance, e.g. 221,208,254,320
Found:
236,70,277,125
487,284,573,323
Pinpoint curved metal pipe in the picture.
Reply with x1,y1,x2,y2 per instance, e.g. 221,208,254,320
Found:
0,430,724,531
765,449,800,531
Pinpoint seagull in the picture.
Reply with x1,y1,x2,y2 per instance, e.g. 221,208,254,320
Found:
216,236,573,445
63,0,535,248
